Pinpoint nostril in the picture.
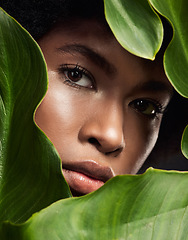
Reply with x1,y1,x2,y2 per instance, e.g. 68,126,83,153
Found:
88,137,101,147
105,147,123,157
89,137,123,156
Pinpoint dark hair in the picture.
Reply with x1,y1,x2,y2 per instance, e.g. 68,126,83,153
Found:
1,0,105,39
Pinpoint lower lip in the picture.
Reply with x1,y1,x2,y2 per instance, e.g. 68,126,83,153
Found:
62,168,104,195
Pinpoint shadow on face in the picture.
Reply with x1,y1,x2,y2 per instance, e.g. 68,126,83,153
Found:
139,91,188,173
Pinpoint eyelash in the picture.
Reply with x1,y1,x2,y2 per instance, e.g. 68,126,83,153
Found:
58,64,95,90
129,98,166,119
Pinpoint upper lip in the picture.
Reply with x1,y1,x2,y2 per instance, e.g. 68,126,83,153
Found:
62,160,115,182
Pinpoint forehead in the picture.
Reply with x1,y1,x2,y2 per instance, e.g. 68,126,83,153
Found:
39,18,113,48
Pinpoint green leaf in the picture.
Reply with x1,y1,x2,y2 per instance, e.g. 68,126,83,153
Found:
104,0,163,60
1,168,188,239
182,126,188,159
149,0,188,98
0,8,71,224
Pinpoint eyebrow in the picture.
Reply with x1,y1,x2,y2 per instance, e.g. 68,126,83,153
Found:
57,43,117,76
132,80,173,96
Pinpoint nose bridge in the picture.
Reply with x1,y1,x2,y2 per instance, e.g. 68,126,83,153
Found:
99,99,123,140
79,97,125,154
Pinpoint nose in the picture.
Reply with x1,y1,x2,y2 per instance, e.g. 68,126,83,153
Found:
78,102,125,156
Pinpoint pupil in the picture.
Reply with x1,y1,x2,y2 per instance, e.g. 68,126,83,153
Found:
136,100,148,111
69,70,82,81
72,70,79,77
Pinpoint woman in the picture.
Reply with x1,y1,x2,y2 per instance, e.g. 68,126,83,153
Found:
1,0,175,196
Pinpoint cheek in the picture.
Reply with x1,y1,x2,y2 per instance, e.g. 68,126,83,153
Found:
34,78,84,152
112,115,161,175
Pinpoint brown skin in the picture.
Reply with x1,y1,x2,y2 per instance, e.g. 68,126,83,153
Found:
35,19,172,196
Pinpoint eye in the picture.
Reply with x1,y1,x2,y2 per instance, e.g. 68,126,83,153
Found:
129,99,164,118
58,64,95,89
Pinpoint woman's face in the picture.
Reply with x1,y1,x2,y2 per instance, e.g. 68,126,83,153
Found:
35,19,172,196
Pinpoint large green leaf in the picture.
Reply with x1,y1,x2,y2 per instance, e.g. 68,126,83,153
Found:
0,8,71,224
149,0,188,159
149,0,188,98
104,0,163,60
1,168,188,239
